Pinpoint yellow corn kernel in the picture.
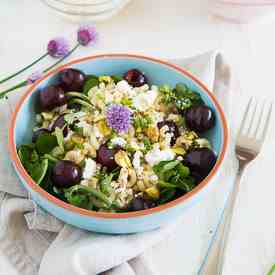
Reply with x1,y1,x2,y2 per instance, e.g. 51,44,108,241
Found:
172,146,186,155
145,186,160,200
96,120,112,136
114,150,132,168
99,76,112,83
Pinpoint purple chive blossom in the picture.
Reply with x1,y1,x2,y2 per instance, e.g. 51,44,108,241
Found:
106,104,132,133
27,71,43,84
47,37,70,58
77,25,98,46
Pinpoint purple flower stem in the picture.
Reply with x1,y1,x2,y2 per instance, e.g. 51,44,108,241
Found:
0,52,49,85
0,43,80,99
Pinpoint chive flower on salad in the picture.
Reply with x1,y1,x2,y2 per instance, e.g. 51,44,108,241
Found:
17,68,217,212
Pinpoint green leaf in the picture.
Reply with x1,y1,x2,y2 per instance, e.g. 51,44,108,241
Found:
83,76,99,95
35,133,57,154
65,185,92,209
111,75,123,84
18,144,37,167
64,111,86,125
143,137,153,152
68,98,93,109
18,145,49,185
133,114,153,130
54,127,64,153
159,188,176,204
66,91,90,102
99,174,114,195
162,160,180,172
177,163,190,178
65,185,114,208
30,159,49,185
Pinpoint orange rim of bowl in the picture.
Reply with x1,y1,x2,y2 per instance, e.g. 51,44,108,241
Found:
9,54,229,219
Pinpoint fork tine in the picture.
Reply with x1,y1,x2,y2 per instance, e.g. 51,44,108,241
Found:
253,100,265,137
247,100,258,135
237,97,252,137
260,102,273,142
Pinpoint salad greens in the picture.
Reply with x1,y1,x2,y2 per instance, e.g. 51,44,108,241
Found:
17,68,216,213
159,83,203,111
153,160,196,204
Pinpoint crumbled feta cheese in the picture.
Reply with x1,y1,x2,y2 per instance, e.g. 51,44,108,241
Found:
111,137,127,147
163,132,172,148
83,158,97,180
145,144,175,166
133,151,143,176
133,89,158,112
151,111,165,124
116,80,132,93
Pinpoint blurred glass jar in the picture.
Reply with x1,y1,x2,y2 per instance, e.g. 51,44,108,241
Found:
210,0,275,23
41,0,131,22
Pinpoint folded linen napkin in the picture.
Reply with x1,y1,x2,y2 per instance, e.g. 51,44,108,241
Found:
0,51,236,275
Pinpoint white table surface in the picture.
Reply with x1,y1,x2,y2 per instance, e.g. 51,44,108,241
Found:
1,1,275,274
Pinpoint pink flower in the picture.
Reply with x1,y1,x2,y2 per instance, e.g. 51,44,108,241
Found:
47,37,70,58
27,71,43,84
77,25,98,46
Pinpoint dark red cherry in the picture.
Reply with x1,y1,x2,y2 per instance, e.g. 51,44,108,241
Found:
59,68,86,92
185,105,215,133
157,120,180,145
123,69,147,87
96,143,120,171
184,148,217,181
39,85,66,111
129,197,156,211
51,160,82,188
51,114,68,137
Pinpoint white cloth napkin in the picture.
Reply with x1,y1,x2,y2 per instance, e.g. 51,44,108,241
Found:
0,51,235,275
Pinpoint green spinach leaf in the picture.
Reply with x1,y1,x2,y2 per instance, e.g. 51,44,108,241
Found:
35,133,57,154
83,76,99,95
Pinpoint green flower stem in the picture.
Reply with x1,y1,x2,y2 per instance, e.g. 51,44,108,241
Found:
0,43,80,99
0,52,49,84
268,264,275,275
0,80,28,99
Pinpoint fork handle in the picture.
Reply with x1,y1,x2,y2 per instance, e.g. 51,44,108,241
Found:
216,161,246,274
198,161,246,275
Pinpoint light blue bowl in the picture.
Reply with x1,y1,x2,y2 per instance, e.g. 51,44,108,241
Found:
9,54,228,234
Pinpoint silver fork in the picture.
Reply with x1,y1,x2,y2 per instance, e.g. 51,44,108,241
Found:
199,98,273,275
